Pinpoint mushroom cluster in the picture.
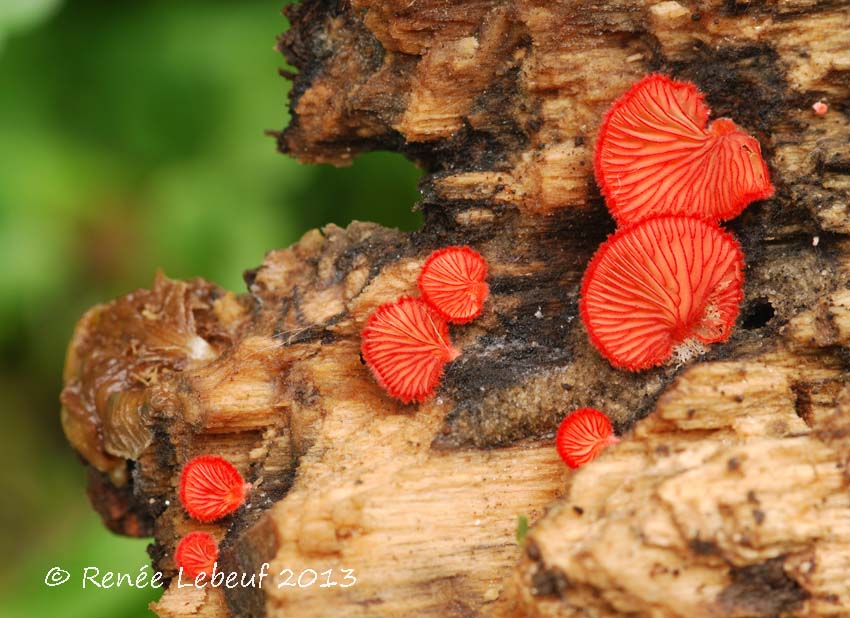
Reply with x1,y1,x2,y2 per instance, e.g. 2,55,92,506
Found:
583,73,773,371
556,74,773,470
174,455,251,578
361,246,489,404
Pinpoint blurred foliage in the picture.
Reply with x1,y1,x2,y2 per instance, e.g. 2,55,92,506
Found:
0,0,62,51
0,0,422,615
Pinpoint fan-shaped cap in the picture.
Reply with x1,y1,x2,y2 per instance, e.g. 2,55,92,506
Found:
580,216,744,371
595,74,774,225
417,246,489,324
361,296,460,404
175,532,218,579
179,455,249,523
555,408,619,469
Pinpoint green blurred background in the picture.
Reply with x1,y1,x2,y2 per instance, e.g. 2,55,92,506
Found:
0,1,421,615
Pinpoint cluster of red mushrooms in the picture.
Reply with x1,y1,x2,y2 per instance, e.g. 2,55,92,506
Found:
173,455,251,578
559,73,774,468
360,246,489,403
358,74,773,472
169,75,776,579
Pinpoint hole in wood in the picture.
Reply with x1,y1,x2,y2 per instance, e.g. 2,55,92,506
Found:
741,298,775,330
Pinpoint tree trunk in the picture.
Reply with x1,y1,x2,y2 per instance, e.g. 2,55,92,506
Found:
60,0,850,616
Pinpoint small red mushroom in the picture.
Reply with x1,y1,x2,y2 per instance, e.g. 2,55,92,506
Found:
417,246,489,324
594,73,774,225
555,408,619,469
580,215,744,371
179,455,250,523
361,296,460,403
812,101,828,116
175,532,219,579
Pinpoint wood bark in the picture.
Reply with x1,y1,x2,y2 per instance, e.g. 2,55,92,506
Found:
59,0,850,616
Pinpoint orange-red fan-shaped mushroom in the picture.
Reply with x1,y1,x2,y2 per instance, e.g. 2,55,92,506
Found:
361,296,460,404
580,215,744,371
179,455,249,523
595,74,774,225
555,408,619,469
418,246,489,324
175,532,219,579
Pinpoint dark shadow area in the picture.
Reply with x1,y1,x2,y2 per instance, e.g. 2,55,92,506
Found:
741,298,775,330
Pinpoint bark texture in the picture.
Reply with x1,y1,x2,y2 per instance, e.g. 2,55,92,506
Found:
59,0,850,616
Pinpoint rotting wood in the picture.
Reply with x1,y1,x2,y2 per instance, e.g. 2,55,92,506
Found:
60,0,850,616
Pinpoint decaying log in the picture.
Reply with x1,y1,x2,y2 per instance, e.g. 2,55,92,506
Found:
508,344,850,616
59,0,850,616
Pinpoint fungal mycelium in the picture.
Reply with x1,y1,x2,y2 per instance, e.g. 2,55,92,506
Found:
595,73,774,225
175,531,219,579
179,455,250,523
555,408,619,469
418,246,489,324
581,215,744,371
361,296,460,404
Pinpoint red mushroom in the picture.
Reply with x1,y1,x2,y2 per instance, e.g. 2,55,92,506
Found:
361,296,460,403
179,455,250,523
580,215,744,371
417,246,489,324
594,74,774,225
555,408,619,469
175,532,218,579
